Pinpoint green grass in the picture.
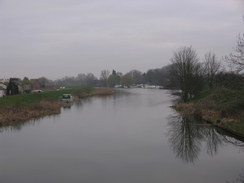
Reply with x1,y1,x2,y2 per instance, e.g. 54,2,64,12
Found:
194,88,244,110
225,122,244,135
205,88,244,112
192,89,212,101
0,86,93,108
192,87,244,135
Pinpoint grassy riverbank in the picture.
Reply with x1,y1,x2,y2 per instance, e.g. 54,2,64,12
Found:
0,87,94,108
173,88,244,137
0,87,113,126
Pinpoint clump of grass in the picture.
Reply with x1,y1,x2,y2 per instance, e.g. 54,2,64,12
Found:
92,88,114,96
0,100,62,125
72,87,94,98
173,103,196,115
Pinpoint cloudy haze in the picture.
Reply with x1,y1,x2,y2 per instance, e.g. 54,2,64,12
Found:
0,0,243,79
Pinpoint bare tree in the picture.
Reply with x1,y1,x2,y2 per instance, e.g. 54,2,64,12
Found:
203,52,221,88
85,73,97,86
170,46,203,102
226,33,244,73
100,70,110,87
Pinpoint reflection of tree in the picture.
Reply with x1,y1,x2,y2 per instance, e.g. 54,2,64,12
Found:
222,136,244,149
214,128,244,153
203,127,223,156
167,113,229,163
168,114,204,163
226,173,244,183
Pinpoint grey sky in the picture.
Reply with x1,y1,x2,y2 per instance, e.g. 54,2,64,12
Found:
0,0,243,79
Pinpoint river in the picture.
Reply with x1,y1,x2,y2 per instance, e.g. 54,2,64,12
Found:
0,88,243,183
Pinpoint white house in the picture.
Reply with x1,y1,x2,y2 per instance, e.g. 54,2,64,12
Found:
0,83,7,97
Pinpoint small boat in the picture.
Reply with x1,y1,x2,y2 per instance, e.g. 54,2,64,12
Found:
62,94,73,102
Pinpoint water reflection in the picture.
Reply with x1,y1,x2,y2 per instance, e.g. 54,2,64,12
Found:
226,173,244,183
203,125,224,156
168,114,204,163
167,113,244,163
0,115,54,133
73,97,92,109
62,102,72,109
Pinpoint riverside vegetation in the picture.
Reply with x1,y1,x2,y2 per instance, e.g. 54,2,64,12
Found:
0,87,113,126
168,35,244,137
173,88,244,137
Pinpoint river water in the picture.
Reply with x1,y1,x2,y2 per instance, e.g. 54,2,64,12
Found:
0,89,243,183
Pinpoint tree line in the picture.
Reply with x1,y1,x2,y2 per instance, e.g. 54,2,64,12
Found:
3,22,243,99
53,31,243,102
53,66,172,88
169,31,243,102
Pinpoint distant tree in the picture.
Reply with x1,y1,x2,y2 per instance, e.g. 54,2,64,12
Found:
54,73,99,87
108,75,117,87
144,67,170,86
85,73,97,86
225,33,244,73
169,46,203,102
38,77,50,88
121,73,134,87
145,69,156,85
203,52,221,88
160,64,173,88
76,73,87,85
108,70,121,87
112,69,116,75
126,70,143,84
54,76,74,87
116,72,123,78
100,70,110,87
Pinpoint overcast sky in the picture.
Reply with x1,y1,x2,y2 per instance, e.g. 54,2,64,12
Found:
0,0,243,79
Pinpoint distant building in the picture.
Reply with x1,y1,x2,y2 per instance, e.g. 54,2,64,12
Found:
31,79,41,90
31,78,54,90
45,83,54,90
0,83,7,97
22,77,32,93
23,84,32,93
